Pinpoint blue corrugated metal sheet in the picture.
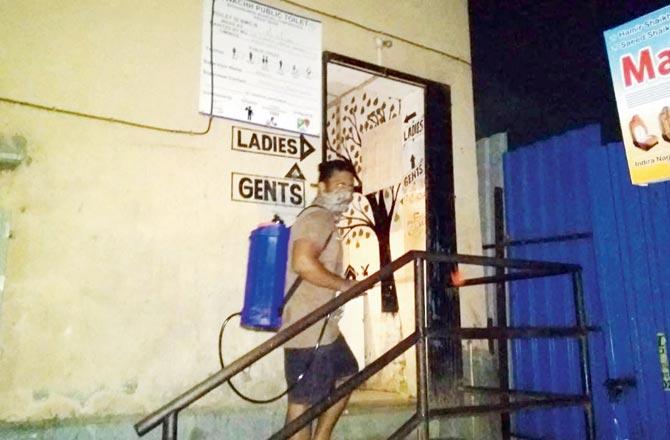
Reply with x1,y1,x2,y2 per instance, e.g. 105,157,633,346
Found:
504,124,670,439
504,125,610,439
587,141,670,439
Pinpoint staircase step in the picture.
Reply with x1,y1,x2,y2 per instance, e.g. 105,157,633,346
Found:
0,391,500,439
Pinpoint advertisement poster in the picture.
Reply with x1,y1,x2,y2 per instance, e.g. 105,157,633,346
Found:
604,5,670,185
199,0,322,136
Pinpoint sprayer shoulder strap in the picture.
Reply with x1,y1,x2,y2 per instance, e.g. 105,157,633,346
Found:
282,206,335,312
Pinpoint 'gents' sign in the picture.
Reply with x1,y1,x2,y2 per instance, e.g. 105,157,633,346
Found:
232,126,316,161
231,172,305,208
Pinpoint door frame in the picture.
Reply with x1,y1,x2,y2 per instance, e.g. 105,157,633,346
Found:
322,52,461,396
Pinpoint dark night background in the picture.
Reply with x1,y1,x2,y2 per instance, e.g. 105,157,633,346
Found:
469,0,670,148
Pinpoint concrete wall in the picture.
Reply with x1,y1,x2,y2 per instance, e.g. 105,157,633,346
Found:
476,132,508,324
0,0,480,423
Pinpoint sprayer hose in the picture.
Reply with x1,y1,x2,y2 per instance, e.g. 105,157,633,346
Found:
218,312,329,404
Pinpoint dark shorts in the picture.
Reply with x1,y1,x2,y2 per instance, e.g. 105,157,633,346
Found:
284,335,359,406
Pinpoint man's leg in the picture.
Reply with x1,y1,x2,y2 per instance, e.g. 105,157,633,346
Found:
312,392,351,440
285,401,312,440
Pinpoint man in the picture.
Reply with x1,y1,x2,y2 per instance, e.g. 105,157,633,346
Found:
281,160,359,440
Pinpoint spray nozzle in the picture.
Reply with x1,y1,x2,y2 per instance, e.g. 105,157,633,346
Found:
272,214,285,225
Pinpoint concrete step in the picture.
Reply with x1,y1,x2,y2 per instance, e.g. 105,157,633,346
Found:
0,391,498,439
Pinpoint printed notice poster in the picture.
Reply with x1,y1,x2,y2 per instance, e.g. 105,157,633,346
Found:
199,0,322,136
604,5,670,185
360,117,403,195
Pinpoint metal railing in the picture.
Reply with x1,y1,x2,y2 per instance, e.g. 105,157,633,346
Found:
135,251,594,440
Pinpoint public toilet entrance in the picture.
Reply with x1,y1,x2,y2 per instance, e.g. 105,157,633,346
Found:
323,52,460,399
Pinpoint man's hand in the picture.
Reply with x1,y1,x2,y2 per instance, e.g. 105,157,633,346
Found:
330,279,357,323
338,279,357,292
330,306,344,323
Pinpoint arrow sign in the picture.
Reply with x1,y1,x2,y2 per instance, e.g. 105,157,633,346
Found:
404,112,417,123
410,155,416,169
232,126,317,162
285,163,306,180
299,134,315,161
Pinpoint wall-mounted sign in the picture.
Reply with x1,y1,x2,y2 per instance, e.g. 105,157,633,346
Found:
199,0,322,136
403,112,424,142
604,5,670,185
658,332,670,391
231,172,305,207
231,126,316,161
401,91,426,194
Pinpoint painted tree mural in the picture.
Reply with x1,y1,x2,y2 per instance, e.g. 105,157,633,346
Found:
326,91,402,313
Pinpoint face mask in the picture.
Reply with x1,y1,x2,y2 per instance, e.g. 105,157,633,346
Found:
316,188,353,214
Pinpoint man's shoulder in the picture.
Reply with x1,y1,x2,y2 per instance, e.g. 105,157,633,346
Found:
291,206,335,239
295,206,334,226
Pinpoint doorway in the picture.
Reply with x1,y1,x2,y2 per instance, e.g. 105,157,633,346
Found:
323,53,459,398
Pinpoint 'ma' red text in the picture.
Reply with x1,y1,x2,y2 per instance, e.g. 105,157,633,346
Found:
621,47,670,87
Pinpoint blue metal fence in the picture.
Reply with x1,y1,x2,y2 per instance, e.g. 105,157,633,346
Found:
587,140,670,439
503,124,670,439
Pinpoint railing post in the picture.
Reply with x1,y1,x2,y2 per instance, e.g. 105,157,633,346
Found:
162,412,178,440
494,186,511,440
414,256,430,440
572,270,595,440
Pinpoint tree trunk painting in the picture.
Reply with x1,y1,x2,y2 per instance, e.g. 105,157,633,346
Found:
366,189,397,312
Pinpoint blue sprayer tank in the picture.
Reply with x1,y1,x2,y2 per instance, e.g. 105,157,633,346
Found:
241,219,290,331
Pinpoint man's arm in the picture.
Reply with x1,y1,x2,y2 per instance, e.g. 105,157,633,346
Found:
291,238,354,292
